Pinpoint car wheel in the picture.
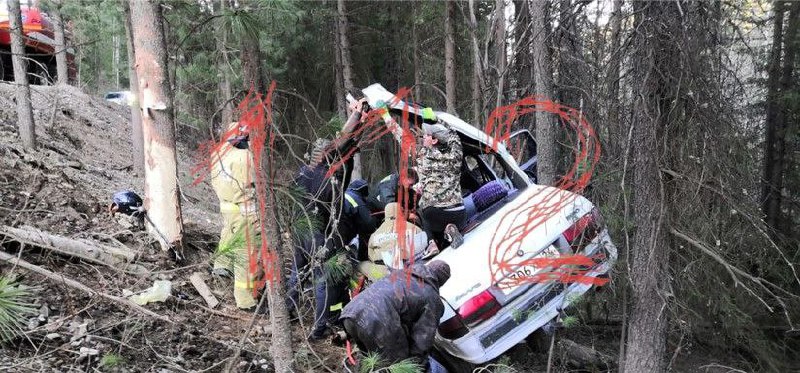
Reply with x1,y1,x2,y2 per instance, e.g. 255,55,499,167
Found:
431,348,475,373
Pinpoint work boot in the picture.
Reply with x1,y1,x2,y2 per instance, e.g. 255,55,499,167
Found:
445,223,463,249
421,241,440,260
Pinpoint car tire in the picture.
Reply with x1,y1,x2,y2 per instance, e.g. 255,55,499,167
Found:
431,348,475,373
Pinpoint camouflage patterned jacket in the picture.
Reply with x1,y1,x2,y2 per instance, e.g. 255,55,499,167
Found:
416,125,463,210
339,263,445,363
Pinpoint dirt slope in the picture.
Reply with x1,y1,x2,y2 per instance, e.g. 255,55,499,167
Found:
0,84,315,372
0,83,219,235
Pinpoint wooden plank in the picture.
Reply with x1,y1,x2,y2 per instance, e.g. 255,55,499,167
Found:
189,272,219,309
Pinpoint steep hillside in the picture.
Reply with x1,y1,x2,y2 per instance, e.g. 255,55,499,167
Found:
0,84,297,372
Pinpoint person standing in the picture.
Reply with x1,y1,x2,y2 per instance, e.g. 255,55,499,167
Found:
210,122,261,311
415,122,465,254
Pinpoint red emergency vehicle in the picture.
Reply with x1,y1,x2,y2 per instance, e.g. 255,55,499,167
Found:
0,3,76,83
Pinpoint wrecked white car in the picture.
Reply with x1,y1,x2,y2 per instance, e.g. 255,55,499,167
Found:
357,84,618,368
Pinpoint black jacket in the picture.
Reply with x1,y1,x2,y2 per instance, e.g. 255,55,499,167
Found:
337,188,377,246
339,263,445,362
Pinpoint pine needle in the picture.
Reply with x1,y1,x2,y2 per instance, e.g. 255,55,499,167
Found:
0,276,35,342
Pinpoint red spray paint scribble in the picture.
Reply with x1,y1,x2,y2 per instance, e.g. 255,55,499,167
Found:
191,84,609,298
482,97,606,288
191,83,280,296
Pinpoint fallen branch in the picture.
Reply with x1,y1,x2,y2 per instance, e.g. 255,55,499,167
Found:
0,225,146,274
557,338,616,369
189,272,219,308
0,251,171,323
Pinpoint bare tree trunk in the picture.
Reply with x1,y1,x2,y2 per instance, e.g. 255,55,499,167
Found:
113,35,120,88
762,1,797,232
512,0,532,129
772,1,799,236
337,0,354,94
336,0,361,180
52,1,69,86
215,0,233,126
122,0,144,175
761,1,784,228
531,0,556,185
445,0,456,113
333,18,346,118
468,0,484,125
557,0,582,109
495,0,506,108
129,0,184,253
606,0,624,157
241,37,265,94
623,2,681,371
413,2,422,101
7,0,35,150
265,221,294,373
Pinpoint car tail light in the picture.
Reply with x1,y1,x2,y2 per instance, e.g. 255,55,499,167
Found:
562,207,603,251
458,289,502,325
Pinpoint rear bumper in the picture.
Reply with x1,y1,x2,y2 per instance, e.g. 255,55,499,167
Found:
434,230,618,364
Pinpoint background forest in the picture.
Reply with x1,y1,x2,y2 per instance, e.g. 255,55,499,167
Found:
2,0,799,372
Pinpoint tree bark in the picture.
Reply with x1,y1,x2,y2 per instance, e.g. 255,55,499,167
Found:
51,1,69,86
494,0,507,108
336,0,361,180
265,224,294,373
531,0,557,185
241,37,265,94
413,2,422,101
468,0,484,125
129,0,184,253
606,0,624,157
337,0,354,94
333,16,346,118
122,0,144,175
557,0,582,109
7,0,36,150
761,1,797,232
215,0,233,126
445,0,457,113
623,2,681,372
761,1,784,228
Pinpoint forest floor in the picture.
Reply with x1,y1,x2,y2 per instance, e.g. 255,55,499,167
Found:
0,83,752,372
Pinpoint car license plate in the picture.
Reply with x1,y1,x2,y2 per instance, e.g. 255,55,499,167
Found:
498,246,560,295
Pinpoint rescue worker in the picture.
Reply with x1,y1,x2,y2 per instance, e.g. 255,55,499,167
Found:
359,202,427,280
340,261,451,368
287,138,333,314
300,98,374,340
210,122,262,311
374,168,419,210
310,178,378,340
415,122,465,254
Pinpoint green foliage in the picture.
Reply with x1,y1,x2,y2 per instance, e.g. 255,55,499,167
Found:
99,353,124,368
560,315,579,328
358,352,423,373
386,359,423,373
61,0,126,92
0,277,35,342
323,252,354,284
359,352,381,373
